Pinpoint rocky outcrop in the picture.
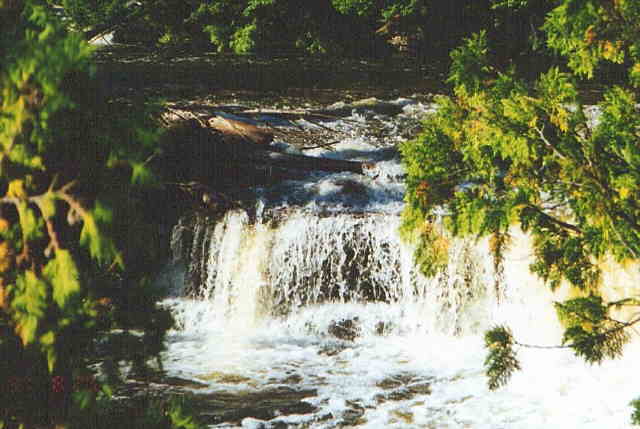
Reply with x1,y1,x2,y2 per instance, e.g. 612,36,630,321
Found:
157,115,369,197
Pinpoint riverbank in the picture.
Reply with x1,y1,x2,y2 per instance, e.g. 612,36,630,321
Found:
93,44,445,108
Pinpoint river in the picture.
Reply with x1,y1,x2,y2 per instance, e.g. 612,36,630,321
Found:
154,95,640,428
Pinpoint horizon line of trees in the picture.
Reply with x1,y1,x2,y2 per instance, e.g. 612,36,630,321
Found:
54,0,552,61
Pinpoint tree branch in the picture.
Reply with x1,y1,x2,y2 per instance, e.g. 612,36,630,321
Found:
527,204,582,234
514,314,640,350
0,181,90,260
535,124,569,160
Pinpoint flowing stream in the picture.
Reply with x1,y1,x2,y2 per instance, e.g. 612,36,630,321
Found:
158,97,640,428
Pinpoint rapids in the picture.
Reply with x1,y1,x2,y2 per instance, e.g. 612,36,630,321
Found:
159,98,640,428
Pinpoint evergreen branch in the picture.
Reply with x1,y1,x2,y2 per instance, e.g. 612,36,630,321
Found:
540,200,571,211
0,180,90,260
535,121,640,257
43,218,61,256
0,182,86,218
486,311,640,389
526,204,582,234
606,213,640,259
535,124,569,160
608,298,640,308
513,315,640,351
549,180,585,190
484,325,521,390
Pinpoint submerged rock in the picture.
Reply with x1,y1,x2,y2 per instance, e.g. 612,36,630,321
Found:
328,317,361,341
375,373,432,403
375,321,393,336
351,97,404,116
342,400,366,425
198,371,255,385
377,373,412,390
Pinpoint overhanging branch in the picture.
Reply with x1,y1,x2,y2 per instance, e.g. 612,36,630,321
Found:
527,204,582,234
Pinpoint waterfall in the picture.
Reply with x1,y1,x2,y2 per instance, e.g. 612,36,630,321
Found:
167,202,640,344
161,98,640,429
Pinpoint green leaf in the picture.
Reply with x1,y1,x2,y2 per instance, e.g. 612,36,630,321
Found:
79,200,121,267
44,249,80,308
631,397,640,425
17,202,43,241
10,270,48,345
40,330,55,346
72,389,94,410
11,270,48,345
46,346,57,372
19,315,39,346
38,191,56,219
12,270,48,318
101,383,113,398
131,161,153,185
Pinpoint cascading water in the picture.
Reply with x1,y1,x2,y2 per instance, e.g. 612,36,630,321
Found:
161,98,640,428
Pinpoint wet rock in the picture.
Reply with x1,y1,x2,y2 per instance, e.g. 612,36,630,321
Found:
351,98,404,116
267,373,303,385
281,374,303,385
375,321,393,336
342,400,366,426
161,376,210,390
391,409,414,424
333,179,368,196
198,371,255,385
198,386,318,425
376,373,417,390
375,373,432,402
386,389,411,401
317,344,348,356
407,382,431,396
123,372,209,393
328,318,361,341
386,389,419,401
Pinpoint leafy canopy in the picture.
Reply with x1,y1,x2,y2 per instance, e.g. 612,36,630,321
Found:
1,0,174,426
400,0,640,413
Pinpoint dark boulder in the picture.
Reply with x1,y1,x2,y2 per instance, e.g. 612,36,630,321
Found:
328,317,361,341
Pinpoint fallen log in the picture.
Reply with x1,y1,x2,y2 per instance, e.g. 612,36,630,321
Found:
208,116,274,145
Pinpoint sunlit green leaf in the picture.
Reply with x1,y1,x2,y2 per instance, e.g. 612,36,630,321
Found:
38,191,56,219
79,201,121,266
44,249,80,308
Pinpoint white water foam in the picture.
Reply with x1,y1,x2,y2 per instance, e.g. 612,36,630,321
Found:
161,98,640,428
163,219,640,428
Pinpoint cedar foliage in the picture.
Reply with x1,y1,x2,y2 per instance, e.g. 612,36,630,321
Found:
400,0,640,422
0,1,183,427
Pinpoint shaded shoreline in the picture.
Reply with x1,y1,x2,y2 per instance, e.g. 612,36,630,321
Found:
94,44,446,107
